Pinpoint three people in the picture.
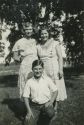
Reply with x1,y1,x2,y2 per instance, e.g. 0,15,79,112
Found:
12,23,67,124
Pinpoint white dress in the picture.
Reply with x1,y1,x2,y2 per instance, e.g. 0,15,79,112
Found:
13,38,38,97
37,39,67,101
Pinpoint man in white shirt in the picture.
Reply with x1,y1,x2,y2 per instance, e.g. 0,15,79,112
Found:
23,59,58,125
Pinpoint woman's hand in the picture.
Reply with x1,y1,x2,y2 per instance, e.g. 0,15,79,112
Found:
20,55,24,62
19,50,25,62
58,70,63,79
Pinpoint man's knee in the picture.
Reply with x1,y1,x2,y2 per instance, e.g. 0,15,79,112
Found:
44,105,55,118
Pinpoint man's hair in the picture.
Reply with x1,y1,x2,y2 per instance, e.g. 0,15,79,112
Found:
32,59,44,69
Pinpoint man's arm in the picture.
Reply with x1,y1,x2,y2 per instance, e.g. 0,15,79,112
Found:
45,90,58,108
24,97,31,113
24,97,34,120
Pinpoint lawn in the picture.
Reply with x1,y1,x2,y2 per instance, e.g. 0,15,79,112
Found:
0,64,84,125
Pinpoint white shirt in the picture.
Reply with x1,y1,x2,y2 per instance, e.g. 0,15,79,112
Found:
23,75,57,104
12,38,36,52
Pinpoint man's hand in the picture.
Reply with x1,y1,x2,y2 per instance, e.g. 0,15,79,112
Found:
25,110,34,121
45,101,53,108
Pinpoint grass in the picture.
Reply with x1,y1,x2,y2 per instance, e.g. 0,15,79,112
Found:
0,64,84,125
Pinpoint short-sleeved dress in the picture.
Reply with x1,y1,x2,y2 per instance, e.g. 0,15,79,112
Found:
37,39,67,101
13,38,38,97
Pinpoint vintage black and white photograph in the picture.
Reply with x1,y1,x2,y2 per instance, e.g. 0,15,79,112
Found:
0,0,84,125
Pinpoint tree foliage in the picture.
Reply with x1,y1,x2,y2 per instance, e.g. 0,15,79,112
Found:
0,0,84,65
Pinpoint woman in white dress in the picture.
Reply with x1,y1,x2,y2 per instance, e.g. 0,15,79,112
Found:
12,22,38,98
37,28,67,110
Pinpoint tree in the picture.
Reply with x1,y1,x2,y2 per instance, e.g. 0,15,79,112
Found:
0,0,84,65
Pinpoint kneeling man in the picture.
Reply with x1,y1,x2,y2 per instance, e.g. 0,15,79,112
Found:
23,59,58,125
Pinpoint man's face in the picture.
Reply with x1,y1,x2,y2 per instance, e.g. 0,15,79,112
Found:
33,65,43,79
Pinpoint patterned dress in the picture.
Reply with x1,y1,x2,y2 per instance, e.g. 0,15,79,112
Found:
37,39,67,101
12,38,38,97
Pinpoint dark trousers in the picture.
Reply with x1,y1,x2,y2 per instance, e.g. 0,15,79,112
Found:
25,101,55,125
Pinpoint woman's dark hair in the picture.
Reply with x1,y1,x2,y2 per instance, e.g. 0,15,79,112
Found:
37,27,50,43
32,59,44,69
22,22,33,30
38,26,50,37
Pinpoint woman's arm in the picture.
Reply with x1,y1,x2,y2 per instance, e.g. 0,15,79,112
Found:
56,44,63,79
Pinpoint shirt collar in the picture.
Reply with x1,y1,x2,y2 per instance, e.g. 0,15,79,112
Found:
32,74,45,81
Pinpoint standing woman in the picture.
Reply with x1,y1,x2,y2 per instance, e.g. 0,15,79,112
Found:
37,28,67,109
12,22,38,98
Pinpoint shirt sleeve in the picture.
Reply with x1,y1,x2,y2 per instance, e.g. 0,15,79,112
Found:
12,38,24,52
47,77,57,92
23,81,31,98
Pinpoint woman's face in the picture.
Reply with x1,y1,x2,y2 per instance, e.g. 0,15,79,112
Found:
40,29,49,42
24,25,33,38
